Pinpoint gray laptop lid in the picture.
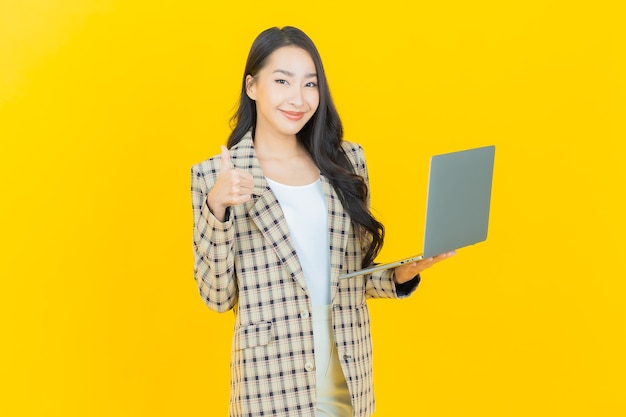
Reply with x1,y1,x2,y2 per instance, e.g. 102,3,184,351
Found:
422,145,495,258
338,145,495,280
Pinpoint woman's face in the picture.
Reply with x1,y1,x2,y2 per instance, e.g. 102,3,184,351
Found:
246,46,319,140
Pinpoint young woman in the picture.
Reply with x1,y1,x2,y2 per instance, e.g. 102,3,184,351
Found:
191,26,453,417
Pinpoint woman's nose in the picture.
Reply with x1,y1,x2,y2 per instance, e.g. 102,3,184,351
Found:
288,87,304,107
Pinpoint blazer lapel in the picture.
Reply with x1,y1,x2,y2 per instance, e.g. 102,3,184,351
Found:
231,133,308,293
230,133,353,300
320,175,351,303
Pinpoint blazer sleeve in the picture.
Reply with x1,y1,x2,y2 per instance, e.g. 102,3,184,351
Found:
343,142,420,299
191,161,238,313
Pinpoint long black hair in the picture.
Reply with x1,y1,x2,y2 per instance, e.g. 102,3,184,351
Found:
228,26,384,268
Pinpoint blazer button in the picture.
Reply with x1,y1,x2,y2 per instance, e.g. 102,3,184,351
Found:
304,362,315,372
301,311,310,319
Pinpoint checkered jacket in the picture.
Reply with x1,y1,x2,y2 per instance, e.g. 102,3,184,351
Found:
191,132,418,417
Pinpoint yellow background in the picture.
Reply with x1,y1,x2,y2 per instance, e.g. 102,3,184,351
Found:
1,0,625,415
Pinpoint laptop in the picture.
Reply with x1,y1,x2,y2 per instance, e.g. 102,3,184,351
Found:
338,145,495,280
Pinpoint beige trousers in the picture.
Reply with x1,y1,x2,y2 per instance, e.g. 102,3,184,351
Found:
312,305,353,417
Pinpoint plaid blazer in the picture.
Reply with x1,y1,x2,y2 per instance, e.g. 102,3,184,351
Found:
191,132,418,417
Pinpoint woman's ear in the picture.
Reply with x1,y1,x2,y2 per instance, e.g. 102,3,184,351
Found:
245,75,256,100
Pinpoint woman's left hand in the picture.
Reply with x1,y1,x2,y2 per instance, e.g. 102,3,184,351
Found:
393,251,456,284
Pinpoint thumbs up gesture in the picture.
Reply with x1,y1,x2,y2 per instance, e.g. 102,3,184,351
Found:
207,146,254,221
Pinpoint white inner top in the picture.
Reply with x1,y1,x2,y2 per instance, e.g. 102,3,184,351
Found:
266,177,331,306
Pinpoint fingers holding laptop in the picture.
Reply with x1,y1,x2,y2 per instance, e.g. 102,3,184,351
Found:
393,251,456,284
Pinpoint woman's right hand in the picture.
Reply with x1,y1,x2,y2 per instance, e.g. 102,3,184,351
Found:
207,146,254,221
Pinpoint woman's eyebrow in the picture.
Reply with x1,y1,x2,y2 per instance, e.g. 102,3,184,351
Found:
273,69,317,78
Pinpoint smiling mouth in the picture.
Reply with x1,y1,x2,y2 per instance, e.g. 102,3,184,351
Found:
280,110,305,121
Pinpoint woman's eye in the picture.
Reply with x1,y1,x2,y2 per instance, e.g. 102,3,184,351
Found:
305,82,317,87
275,79,288,85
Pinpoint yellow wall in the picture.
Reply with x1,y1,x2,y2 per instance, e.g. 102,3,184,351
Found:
1,0,624,415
